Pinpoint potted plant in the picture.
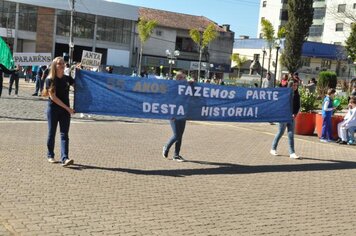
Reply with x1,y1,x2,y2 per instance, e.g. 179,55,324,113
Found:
295,88,318,135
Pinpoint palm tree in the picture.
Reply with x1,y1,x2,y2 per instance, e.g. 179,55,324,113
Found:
231,53,247,78
260,19,275,74
189,23,218,80
137,18,157,76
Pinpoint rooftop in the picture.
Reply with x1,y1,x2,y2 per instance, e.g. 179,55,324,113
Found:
234,38,348,60
139,7,230,32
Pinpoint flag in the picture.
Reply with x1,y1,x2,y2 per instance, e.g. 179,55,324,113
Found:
0,37,14,70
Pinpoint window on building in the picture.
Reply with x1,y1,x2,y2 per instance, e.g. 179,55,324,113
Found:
309,25,324,36
97,15,132,44
321,59,332,69
156,30,162,36
57,10,95,39
313,7,326,19
354,3,356,9
18,4,37,32
302,57,311,67
280,9,288,21
262,1,267,7
261,17,265,23
333,42,342,45
0,0,16,29
175,37,197,52
337,4,346,13
335,23,344,31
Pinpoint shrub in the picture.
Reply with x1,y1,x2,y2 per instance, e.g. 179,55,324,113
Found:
299,88,318,112
317,71,337,98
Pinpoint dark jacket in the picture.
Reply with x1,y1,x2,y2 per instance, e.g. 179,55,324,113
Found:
293,90,301,116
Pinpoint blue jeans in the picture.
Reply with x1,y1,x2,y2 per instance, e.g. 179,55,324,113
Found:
47,107,71,162
271,121,295,154
348,126,356,142
165,119,186,156
321,115,332,140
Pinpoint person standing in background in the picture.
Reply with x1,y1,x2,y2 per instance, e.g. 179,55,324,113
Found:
320,88,336,142
0,63,14,98
8,66,20,97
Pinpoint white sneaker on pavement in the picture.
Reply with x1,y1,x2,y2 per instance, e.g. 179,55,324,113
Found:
289,153,300,159
270,150,278,156
47,158,55,163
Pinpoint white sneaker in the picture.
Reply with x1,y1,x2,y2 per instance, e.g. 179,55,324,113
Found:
47,158,55,163
62,159,74,166
289,153,300,159
270,150,278,156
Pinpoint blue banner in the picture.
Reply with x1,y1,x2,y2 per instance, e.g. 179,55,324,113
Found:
74,70,293,122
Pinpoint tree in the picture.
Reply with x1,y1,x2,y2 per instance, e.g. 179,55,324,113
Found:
137,18,157,76
231,53,247,78
260,19,275,74
281,0,314,73
189,23,218,80
345,23,356,62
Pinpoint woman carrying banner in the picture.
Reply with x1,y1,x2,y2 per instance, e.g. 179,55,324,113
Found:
270,80,301,159
162,71,188,162
42,57,75,166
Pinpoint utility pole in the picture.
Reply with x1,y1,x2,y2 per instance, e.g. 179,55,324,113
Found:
68,0,75,65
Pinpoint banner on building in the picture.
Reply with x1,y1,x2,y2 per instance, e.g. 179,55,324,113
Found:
74,69,293,122
81,50,102,69
13,53,52,66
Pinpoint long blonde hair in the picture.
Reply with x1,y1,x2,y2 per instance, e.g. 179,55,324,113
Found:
42,57,64,97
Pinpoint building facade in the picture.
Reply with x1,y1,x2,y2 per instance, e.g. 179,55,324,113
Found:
0,0,138,67
257,0,355,45
137,8,234,79
233,38,353,85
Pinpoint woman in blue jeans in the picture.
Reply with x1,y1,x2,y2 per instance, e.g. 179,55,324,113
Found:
162,71,187,162
42,57,75,166
270,80,301,159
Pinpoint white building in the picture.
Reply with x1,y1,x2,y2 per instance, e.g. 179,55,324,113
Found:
233,38,353,86
257,0,355,45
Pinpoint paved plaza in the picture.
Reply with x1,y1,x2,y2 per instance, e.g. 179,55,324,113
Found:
0,79,356,235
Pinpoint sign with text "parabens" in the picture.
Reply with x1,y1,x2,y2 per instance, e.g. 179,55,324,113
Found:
13,53,52,66
74,69,293,122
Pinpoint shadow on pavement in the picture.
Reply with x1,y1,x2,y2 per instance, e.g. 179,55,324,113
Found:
67,157,356,177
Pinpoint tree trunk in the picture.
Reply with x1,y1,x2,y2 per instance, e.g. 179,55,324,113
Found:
267,48,272,73
138,45,143,77
198,47,202,81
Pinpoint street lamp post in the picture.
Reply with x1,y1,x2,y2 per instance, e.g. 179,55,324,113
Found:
274,43,281,88
166,49,180,79
68,0,75,65
260,47,266,87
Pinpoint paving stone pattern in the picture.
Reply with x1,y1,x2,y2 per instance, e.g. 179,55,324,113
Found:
0,79,355,235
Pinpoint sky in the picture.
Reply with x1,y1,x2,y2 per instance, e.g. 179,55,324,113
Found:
110,0,261,38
